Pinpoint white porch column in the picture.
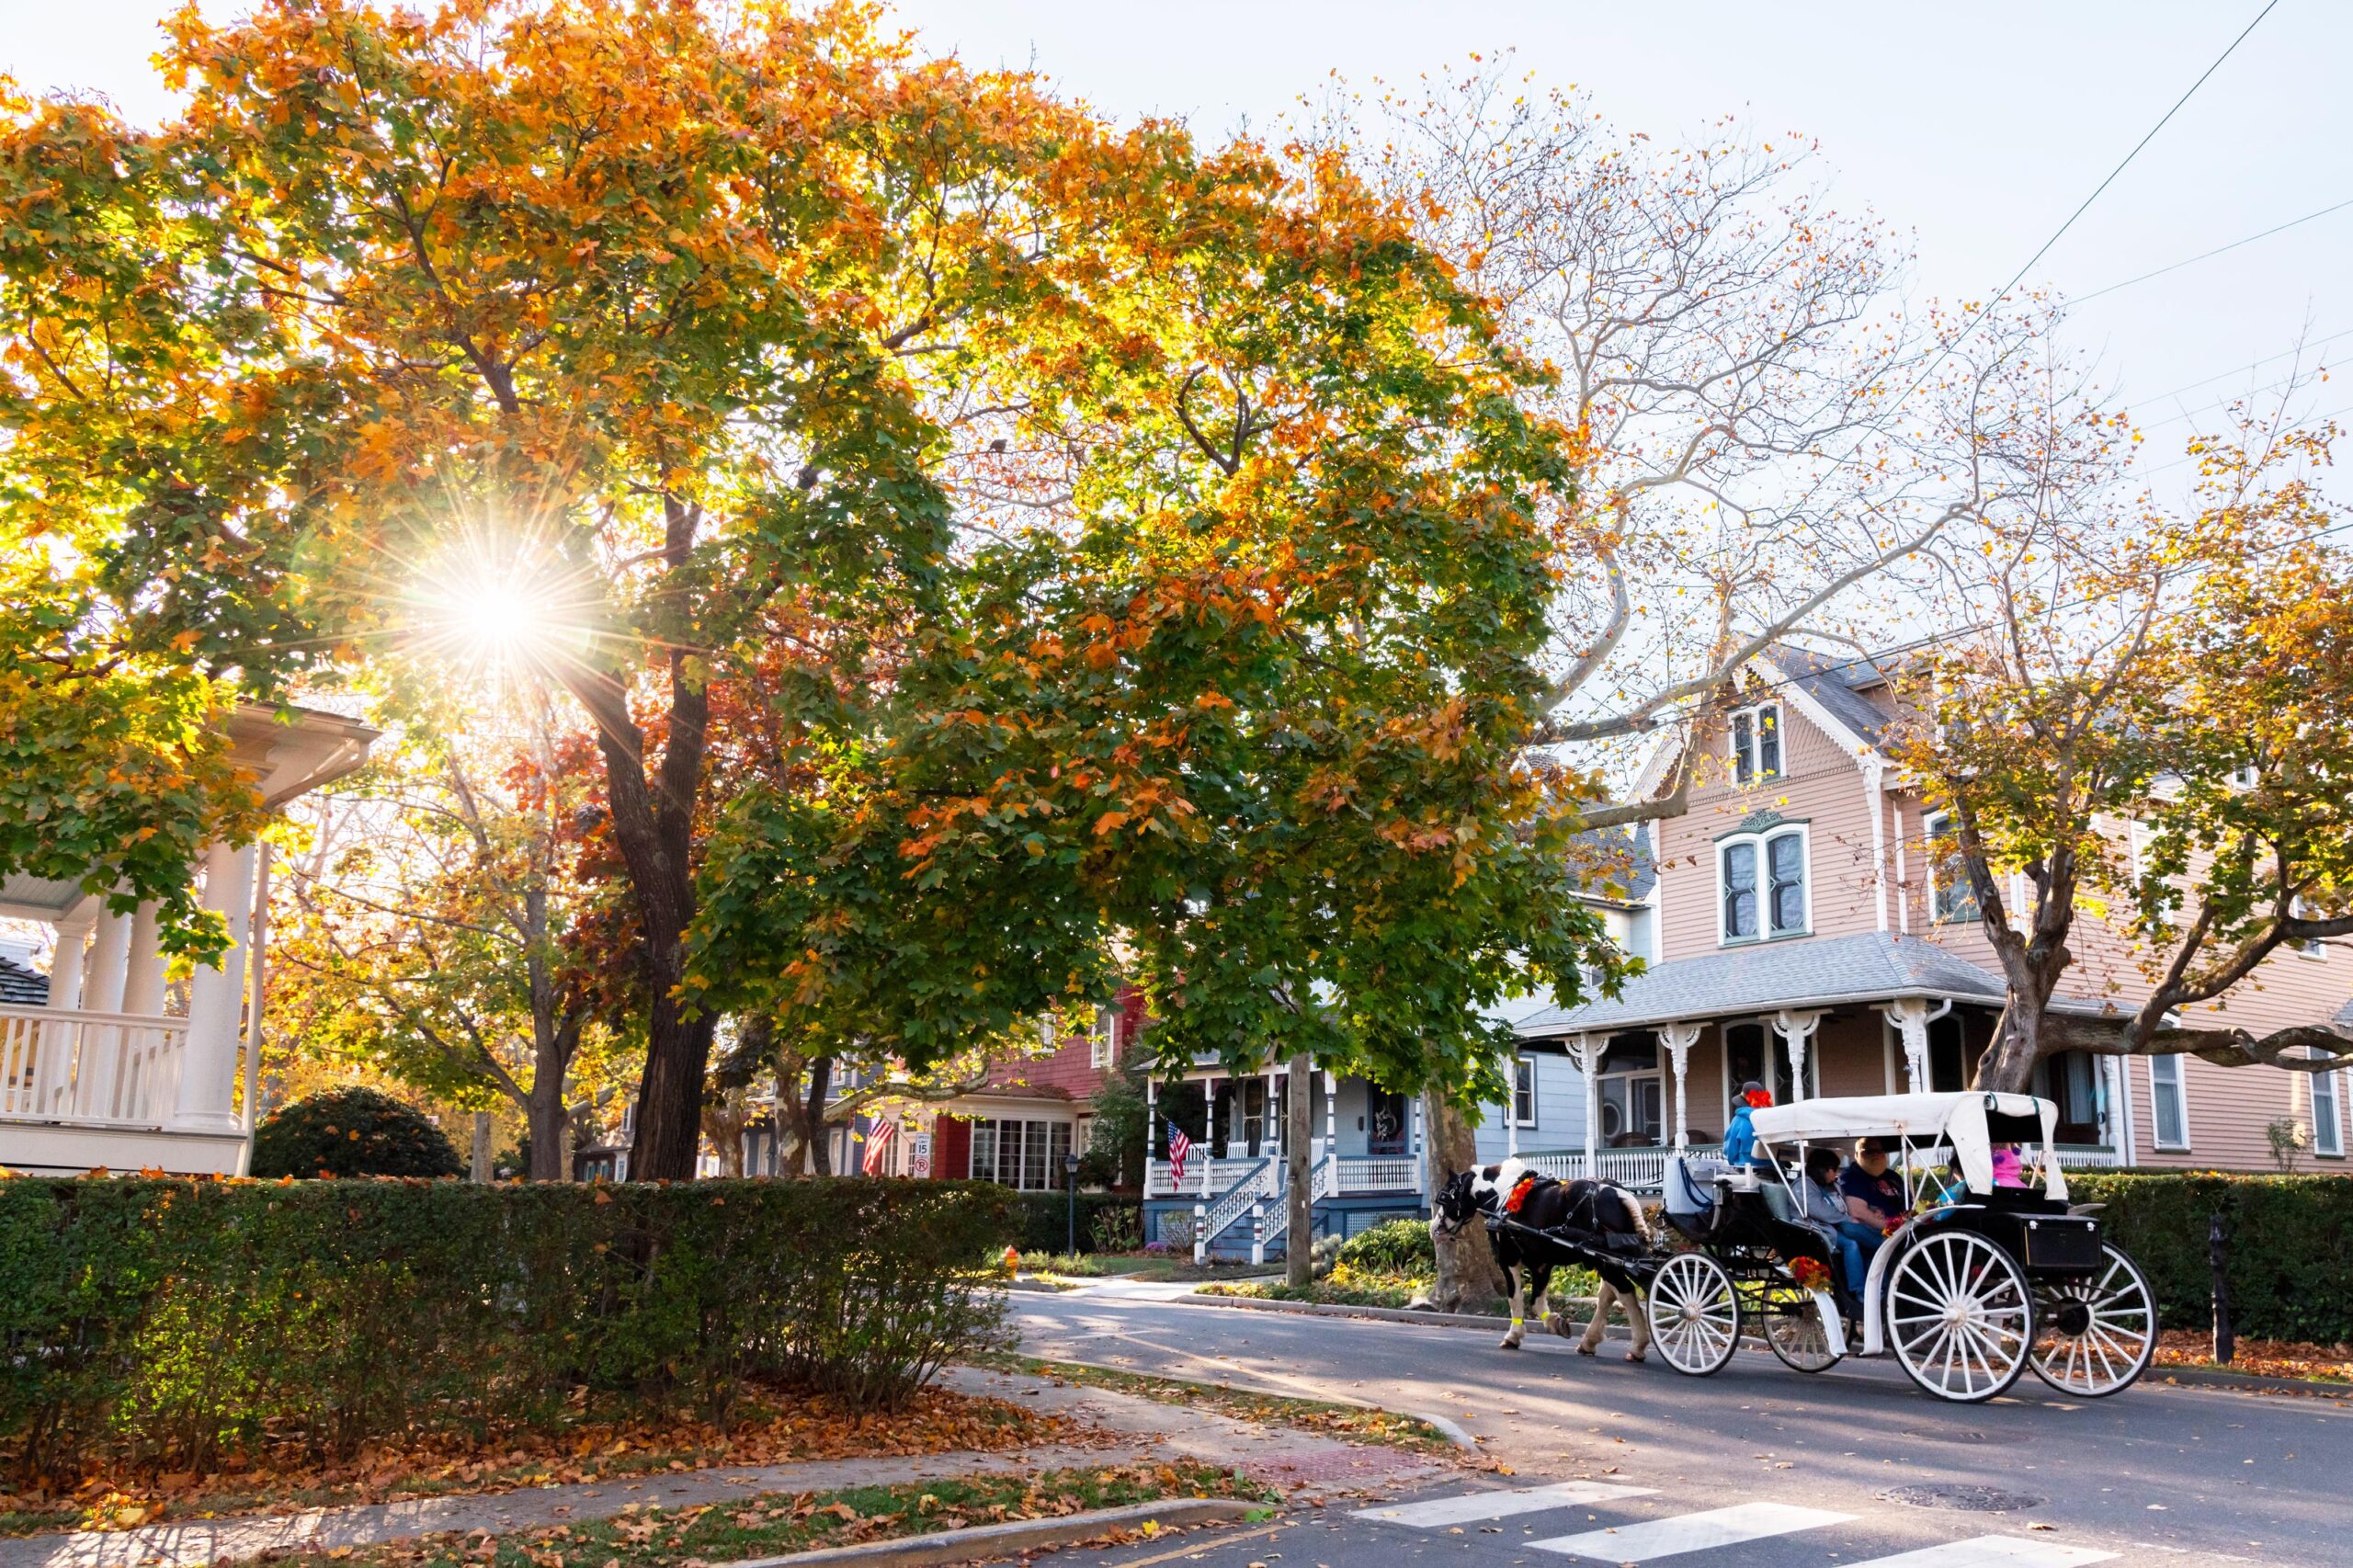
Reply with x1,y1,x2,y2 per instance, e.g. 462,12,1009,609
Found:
83,907,133,1016
120,901,167,1017
1323,1068,1337,1164
175,842,257,1131
1505,1045,1520,1157
1884,999,1931,1093
1773,1008,1824,1102
1264,1061,1279,1167
1145,1076,1159,1186
1662,1022,1704,1151
1569,1032,1598,1177
1409,1090,1425,1192
45,916,93,1011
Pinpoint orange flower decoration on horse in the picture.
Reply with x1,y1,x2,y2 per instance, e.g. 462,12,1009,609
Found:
1504,1174,1540,1214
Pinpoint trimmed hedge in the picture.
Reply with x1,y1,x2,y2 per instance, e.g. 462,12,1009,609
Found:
2068,1172,2353,1345
1006,1192,1140,1254
0,1176,1016,1481
1336,1217,1435,1276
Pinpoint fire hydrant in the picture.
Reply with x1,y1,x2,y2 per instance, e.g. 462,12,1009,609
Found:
1001,1244,1020,1278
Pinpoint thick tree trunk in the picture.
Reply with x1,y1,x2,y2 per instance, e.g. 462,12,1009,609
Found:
528,1068,571,1181
805,1056,835,1176
470,1111,494,1182
1286,1052,1313,1288
1422,1087,1502,1312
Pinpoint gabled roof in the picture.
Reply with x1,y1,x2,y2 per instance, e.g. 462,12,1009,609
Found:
1510,931,2114,1038
1571,823,1656,906
1763,647,1896,752
0,956,48,1006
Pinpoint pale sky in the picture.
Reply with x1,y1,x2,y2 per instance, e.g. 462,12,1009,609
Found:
5,0,2347,446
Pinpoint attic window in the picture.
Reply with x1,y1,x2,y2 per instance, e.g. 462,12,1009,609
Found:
1730,702,1782,784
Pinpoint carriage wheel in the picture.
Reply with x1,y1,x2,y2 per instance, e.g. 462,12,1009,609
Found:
1764,1291,1842,1373
2029,1244,2157,1398
1886,1230,2034,1403
1646,1253,1740,1376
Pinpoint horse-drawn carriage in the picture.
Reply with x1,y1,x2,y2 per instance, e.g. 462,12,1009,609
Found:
1451,1091,2158,1405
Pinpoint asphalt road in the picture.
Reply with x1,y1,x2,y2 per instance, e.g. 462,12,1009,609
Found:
1013,1283,2353,1568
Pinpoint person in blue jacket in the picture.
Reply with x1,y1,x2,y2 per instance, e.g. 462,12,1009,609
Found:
1720,1079,1775,1166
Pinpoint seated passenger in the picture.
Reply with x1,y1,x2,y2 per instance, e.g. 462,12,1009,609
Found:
1991,1142,2029,1187
1797,1146,1869,1299
1840,1137,1907,1233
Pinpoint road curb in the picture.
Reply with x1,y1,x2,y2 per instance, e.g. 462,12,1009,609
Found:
1187,1290,1599,1333
2155,1366,2353,1398
712,1497,1267,1568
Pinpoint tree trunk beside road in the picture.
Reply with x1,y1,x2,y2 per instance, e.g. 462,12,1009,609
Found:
1287,1052,1313,1288
1422,1087,1502,1311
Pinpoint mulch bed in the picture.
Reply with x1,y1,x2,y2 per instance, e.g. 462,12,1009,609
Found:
2154,1328,2353,1384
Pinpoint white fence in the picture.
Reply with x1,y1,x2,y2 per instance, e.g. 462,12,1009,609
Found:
0,1005,189,1127
1520,1140,2131,1192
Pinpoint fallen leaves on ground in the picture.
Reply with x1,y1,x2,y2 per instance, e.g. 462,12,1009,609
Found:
0,1386,1103,1540
987,1357,1455,1454
234,1462,1272,1568
2154,1330,2353,1385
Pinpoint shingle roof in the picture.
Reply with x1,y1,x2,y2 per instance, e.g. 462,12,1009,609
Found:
1571,823,1656,905
0,957,48,1006
2335,994,2353,1033
1766,647,1896,750
1510,931,2114,1038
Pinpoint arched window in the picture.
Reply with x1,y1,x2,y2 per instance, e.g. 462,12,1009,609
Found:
1719,824,1809,943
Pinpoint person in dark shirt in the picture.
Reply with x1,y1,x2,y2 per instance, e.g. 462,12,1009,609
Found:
1838,1137,1907,1233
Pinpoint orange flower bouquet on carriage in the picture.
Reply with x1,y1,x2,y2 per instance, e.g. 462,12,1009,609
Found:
1790,1256,1833,1292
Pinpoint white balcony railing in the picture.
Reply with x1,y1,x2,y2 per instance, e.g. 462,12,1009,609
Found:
1333,1155,1421,1194
0,1005,189,1128
1149,1151,1426,1199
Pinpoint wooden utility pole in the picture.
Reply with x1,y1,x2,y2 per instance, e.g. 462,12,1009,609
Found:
1286,1051,1313,1286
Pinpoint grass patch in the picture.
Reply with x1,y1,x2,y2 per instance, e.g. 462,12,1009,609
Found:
1081,1254,1274,1283
0,1387,1072,1540
983,1355,1456,1454
252,1463,1274,1568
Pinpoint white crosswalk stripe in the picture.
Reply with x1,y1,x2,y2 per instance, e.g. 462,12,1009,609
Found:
1529,1501,1857,1562
1835,1539,2119,1568
1351,1480,1656,1528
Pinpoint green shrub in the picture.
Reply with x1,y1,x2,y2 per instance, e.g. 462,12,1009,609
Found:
0,1176,1016,1483
1016,1251,1103,1277
249,1086,463,1179
1336,1218,1435,1276
2068,1171,2353,1344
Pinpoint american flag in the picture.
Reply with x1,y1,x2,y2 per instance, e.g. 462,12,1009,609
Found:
861,1116,897,1176
1165,1119,1193,1185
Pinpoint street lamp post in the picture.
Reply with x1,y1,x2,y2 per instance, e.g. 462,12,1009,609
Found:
1063,1151,1082,1256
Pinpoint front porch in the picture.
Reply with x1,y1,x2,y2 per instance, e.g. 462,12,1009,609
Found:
1507,931,2139,1188
0,706,376,1176
1142,1062,1429,1260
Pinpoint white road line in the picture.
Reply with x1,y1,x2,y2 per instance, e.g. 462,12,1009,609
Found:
1531,1501,1856,1561
1352,1481,1658,1528
1836,1539,2120,1568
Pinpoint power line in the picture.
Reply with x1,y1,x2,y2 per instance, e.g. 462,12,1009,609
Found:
2067,195,2353,305
2130,324,2352,409
1914,0,2280,375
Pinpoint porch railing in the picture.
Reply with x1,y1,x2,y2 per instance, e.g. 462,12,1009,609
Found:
1259,1154,1334,1256
2054,1142,2130,1169
1193,1157,1273,1260
1521,1143,1723,1194
1150,1151,1425,1198
0,1005,189,1128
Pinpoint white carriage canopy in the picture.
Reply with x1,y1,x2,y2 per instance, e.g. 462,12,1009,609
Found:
1747,1091,2068,1201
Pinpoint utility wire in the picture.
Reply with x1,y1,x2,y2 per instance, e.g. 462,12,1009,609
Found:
2067,195,2353,305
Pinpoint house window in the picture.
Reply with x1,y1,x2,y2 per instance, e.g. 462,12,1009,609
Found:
1597,1035,1663,1147
2149,1056,2189,1151
2228,761,2260,789
2312,1062,2344,1158
2031,1052,2102,1145
1730,702,1783,785
1090,1006,1120,1067
1512,1056,1538,1128
1720,825,1808,943
2290,895,2327,959
1722,1021,1813,1118
1924,811,1980,924
971,1118,1073,1189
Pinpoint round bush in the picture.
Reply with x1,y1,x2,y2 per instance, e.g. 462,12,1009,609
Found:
250,1085,464,1179
1336,1217,1435,1275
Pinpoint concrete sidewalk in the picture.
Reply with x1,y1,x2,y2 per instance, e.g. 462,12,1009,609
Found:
1,1367,1446,1568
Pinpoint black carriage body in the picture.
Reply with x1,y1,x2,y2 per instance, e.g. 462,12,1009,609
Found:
1913,1187,2105,1278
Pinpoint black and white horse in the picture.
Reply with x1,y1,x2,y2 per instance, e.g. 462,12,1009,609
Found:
1432,1157,1654,1357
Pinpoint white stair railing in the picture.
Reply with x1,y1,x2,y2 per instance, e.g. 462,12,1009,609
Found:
1259,1154,1333,1256
1190,1157,1273,1262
